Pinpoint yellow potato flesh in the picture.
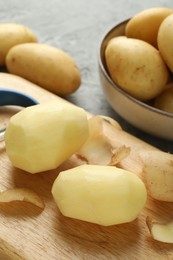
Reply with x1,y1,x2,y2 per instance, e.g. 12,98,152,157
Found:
151,222,173,243
125,7,173,47
5,100,89,173
0,23,37,66
52,165,147,226
105,36,169,101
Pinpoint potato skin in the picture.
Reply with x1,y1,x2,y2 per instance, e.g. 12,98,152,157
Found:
0,23,37,66
125,7,173,47
6,43,81,96
105,36,169,101
154,86,173,113
158,14,173,72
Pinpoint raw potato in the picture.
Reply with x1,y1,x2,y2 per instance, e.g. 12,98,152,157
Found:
51,165,147,226
5,100,89,173
141,151,173,202
125,7,173,47
105,36,169,101
158,14,173,72
5,43,81,96
0,23,37,66
154,86,173,113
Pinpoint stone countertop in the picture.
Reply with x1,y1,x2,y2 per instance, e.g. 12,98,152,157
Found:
1,0,173,152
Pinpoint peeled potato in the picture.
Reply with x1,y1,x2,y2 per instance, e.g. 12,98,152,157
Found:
154,86,173,113
0,23,37,66
6,43,81,96
125,7,173,47
105,36,169,101
5,100,89,173
52,165,147,226
158,13,173,72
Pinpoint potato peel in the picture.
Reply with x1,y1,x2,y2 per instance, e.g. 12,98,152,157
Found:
76,116,130,165
146,216,173,243
140,150,173,202
0,188,45,209
111,145,131,165
98,115,122,130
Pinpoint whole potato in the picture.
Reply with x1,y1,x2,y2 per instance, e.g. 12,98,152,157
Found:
154,85,173,113
125,7,173,48
5,101,89,173
0,23,37,66
158,14,173,72
5,43,81,96
52,165,147,226
105,36,169,101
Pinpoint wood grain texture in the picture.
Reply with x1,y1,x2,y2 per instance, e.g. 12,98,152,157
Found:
0,73,173,260
0,0,173,153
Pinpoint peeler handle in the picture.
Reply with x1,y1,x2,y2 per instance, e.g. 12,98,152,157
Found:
0,89,38,141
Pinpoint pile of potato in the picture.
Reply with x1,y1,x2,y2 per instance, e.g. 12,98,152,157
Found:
0,20,148,228
5,100,147,227
0,23,81,96
105,7,173,114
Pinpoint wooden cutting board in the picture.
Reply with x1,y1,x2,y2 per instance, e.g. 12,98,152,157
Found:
0,72,173,260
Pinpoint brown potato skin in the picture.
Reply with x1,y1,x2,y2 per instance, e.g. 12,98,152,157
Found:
105,36,169,101
125,7,173,48
158,14,173,73
154,86,173,114
6,43,81,96
0,23,37,66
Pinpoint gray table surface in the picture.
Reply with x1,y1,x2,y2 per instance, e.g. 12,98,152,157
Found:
1,0,173,152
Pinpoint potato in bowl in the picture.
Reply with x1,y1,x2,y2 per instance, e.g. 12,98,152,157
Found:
98,10,173,140
105,35,169,102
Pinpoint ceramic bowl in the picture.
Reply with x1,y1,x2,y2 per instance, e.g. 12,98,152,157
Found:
98,19,173,140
